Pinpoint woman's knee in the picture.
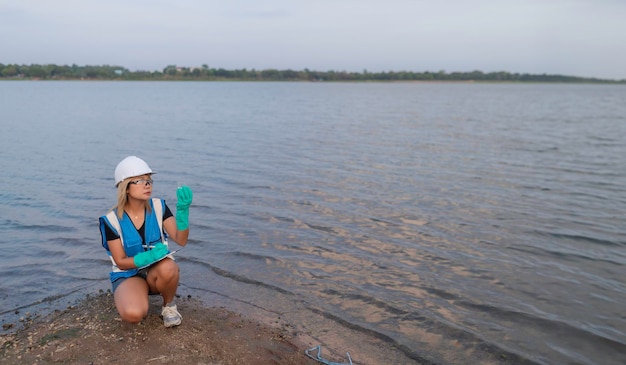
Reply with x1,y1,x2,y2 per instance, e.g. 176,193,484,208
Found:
154,259,180,280
119,306,148,323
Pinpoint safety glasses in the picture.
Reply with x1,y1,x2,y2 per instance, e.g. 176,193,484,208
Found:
129,178,153,186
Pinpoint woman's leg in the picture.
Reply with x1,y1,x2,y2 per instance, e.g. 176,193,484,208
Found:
146,258,180,306
147,258,182,327
113,277,149,323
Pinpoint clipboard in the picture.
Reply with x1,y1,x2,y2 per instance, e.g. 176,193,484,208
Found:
136,247,183,270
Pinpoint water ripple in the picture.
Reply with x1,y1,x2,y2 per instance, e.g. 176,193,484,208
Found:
2,82,625,364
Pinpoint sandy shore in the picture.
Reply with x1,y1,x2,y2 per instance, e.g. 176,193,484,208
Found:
0,291,322,364
0,289,424,365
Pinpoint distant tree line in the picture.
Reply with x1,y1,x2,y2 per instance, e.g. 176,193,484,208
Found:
0,63,623,83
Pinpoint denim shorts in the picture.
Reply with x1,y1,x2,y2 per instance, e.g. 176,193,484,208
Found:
111,267,150,293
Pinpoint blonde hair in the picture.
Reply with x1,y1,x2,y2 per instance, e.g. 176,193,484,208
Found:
114,177,152,220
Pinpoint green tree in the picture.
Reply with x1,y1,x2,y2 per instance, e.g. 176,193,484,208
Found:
1,65,18,77
163,65,177,76
28,65,46,78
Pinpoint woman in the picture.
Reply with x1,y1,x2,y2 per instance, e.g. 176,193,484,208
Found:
99,156,193,327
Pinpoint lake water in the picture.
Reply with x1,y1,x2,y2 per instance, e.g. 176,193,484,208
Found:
0,81,625,364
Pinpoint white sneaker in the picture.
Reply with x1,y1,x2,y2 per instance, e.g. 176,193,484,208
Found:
161,304,182,327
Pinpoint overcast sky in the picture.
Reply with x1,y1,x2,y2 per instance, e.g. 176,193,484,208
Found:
1,0,625,79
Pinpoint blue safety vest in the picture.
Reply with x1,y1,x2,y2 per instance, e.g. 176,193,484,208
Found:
99,198,166,282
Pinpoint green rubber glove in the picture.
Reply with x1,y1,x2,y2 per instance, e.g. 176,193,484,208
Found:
133,243,169,268
176,185,193,230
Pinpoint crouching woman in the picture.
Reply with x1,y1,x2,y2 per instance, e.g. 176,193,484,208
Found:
99,156,193,327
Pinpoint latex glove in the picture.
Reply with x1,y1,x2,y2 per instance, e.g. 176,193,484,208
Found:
176,185,193,230
133,243,169,268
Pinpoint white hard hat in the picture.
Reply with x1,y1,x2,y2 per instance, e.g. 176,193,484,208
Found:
114,156,156,186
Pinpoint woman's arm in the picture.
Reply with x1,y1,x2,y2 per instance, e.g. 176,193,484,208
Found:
108,238,169,268
108,238,137,270
164,216,189,246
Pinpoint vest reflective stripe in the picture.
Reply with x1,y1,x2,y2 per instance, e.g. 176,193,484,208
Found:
99,198,166,282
